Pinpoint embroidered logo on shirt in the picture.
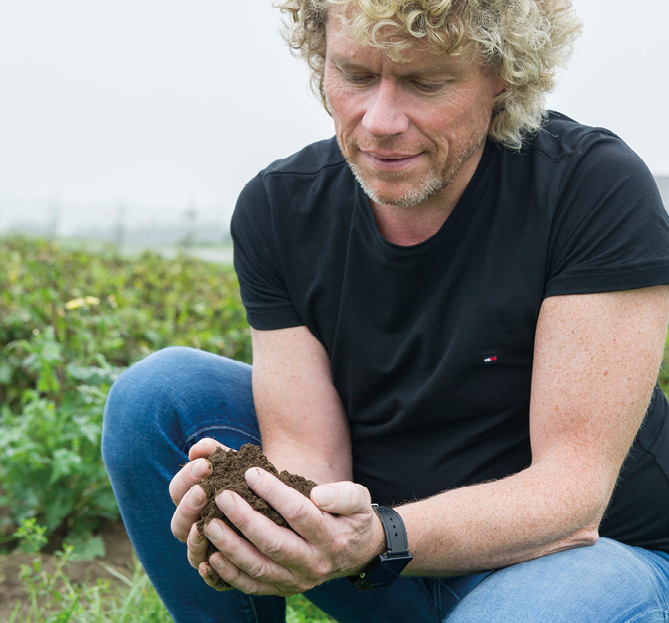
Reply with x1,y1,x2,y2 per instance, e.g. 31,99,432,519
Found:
483,353,498,364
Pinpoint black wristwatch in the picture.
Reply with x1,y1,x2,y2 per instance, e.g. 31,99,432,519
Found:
349,504,413,590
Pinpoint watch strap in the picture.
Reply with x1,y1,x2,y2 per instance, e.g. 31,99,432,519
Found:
373,504,410,557
349,504,412,590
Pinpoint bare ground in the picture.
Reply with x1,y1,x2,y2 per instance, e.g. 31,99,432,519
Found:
0,521,135,622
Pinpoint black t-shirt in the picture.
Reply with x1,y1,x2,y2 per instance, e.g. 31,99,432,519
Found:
231,112,669,552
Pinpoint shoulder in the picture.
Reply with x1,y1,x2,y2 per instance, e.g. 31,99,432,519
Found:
261,137,347,179
523,111,647,173
233,137,351,218
231,137,358,242
495,111,661,210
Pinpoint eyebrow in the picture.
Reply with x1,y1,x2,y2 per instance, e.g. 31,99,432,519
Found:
327,51,466,79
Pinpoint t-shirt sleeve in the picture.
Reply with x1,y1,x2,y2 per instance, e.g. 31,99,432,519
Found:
230,173,305,330
544,132,669,297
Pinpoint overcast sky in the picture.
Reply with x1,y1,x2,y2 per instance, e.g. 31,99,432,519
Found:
0,0,667,231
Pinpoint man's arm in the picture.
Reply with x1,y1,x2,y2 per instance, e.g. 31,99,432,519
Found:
181,325,385,594
183,285,669,593
397,285,669,574
250,325,353,485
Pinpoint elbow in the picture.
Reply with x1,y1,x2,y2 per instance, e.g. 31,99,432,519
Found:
561,515,601,551
569,526,599,549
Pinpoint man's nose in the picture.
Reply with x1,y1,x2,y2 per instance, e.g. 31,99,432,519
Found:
361,79,410,137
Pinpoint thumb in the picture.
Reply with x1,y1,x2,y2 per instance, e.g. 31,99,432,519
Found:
188,438,228,461
311,482,372,515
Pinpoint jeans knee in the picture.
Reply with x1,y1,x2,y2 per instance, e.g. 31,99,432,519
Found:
102,346,254,474
102,347,195,468
105,346,201,416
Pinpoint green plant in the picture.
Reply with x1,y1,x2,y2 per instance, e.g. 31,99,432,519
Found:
0,381,120,543
6,543,335,623
8,545,173,623
0,236,251,548
12,518,49,554
287,595,338,623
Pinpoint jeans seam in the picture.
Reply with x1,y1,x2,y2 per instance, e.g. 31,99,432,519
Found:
182,424,261,451
248,594,260,623
616,609,669,623
434,580,443,621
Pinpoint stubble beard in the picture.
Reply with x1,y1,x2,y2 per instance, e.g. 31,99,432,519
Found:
342,132,487,209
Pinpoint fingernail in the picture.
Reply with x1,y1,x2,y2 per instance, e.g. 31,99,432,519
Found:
312,486,334,507
245,467,261,487
190,486,205,506
205,521,224,541
216,491,235,514
191,460,209,479
211,554,226,572
191,529,203,544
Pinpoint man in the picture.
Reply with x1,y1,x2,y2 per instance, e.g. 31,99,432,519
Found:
102,0,669,621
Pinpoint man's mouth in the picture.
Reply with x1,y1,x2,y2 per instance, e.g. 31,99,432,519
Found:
361,150,423,171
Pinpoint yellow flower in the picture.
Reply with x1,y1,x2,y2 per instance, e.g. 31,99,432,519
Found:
64,296,100,310
65,298,85,310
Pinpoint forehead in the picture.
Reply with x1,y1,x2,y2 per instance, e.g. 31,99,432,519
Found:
324,7,478,75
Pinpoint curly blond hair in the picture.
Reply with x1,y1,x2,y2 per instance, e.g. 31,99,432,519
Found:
278,0,582,149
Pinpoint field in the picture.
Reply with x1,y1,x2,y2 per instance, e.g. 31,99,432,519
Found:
2,235,669,622
0,237,334,622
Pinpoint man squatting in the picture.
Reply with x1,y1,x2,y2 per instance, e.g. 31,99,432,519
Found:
102,0,669,621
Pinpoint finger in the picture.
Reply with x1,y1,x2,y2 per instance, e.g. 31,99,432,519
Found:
203,514,298,585
197,561,234,592
207,553,290,596
245,468,323,534
188,438,228,462
169,458,212,506
171,485,208,542
187,523,209,569
310,482,372,515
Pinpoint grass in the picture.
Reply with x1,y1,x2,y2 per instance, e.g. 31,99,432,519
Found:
6,507,335,622
8,545,173,623
6,543,335,623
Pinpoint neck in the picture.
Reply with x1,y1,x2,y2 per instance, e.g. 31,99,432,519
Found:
369,139,485,246
370,200,456,246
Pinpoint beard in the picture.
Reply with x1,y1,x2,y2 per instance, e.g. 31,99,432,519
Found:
340,131,487,209
347,160,445,208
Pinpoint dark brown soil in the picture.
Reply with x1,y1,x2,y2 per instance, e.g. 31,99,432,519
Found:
196,444,317,591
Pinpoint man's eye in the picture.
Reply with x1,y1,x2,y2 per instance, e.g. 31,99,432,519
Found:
344,73,374,85
411,80,446,94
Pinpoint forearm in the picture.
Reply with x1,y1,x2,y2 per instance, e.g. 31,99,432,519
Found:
397,460,607,576
260,431,353,486
251,325,354,485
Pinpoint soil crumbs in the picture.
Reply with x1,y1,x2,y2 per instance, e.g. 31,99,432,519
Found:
196,444,317,591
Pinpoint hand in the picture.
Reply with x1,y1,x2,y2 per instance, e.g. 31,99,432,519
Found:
169,438,225,543
192,468,385,596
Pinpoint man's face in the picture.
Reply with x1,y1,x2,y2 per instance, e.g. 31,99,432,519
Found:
323,13,503,209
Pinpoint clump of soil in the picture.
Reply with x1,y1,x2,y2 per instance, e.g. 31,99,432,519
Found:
196,444,317,591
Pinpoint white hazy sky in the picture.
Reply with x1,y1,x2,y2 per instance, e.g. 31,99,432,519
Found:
0,0,667,230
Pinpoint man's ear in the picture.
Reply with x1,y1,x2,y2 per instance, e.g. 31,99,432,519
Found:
492,76,506,97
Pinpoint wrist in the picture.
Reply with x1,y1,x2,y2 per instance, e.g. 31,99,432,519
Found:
348,505,413,590
350,506,387,576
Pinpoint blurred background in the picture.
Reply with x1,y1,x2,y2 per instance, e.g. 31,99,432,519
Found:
0,0,667,256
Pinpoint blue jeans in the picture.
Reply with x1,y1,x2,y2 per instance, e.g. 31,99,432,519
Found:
102,347,669,623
